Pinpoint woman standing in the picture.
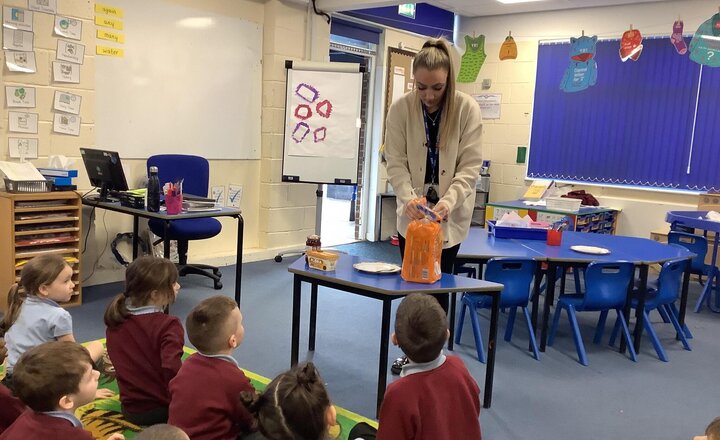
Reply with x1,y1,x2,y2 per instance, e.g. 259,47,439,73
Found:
384,38,483,373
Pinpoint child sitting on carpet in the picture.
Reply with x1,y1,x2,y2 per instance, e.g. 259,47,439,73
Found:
168,295,258,439
349,293,482,440
135,424,189,440
0,337,25,434
104,256,184,426
695,417,720,440
0,341,124,440
1,254,107,398
241,362,337,440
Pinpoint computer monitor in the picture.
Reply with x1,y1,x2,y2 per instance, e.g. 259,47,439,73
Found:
80,147,129,201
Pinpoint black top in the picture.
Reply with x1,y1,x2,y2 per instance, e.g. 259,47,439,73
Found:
424,109,441,184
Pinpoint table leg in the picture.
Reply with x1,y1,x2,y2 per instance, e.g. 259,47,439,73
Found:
377,299,392,417
540,263,558,352
235,215,244,305
375,194,382,241
132,216,139,260
484,290,500,409
530,265,543,352
163,221,170,258
632,265,649,352
309,283,318,351
291,276,302,367
448,292,456,351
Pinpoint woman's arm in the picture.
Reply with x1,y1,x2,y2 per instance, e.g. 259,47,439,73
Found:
384,100,416,206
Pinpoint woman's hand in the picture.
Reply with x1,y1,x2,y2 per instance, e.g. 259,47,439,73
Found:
432,201,450,222
95,388,115,399
405,197,428,220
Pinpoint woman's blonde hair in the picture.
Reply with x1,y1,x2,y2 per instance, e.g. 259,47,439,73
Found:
413,37,457,149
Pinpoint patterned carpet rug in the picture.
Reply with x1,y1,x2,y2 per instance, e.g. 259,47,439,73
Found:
1,340,377,439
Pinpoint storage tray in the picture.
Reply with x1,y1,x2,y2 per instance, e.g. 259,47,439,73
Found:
487,220,549,240
4,178,53,193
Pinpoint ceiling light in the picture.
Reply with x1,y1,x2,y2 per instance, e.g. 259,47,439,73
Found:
497,0,544,4
176,17,215,29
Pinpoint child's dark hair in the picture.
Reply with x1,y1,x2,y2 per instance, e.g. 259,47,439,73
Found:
241,362,331,440
394,293,448,363
186,295,238,353
0,255,69,335
706,417,720,440
104,256,178,328
12,341,93,412
135,424,189,440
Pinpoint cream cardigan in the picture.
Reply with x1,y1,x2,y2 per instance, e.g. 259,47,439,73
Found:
384,90,483,248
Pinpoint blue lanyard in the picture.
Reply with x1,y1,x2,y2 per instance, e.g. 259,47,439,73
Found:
422,105,441,185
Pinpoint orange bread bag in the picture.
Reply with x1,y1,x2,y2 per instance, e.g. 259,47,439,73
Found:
401,218,443,283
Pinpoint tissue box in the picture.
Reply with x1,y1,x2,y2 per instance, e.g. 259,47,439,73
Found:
306,250,339,271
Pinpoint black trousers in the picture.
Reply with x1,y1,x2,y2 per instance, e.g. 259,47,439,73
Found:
398,234,461,314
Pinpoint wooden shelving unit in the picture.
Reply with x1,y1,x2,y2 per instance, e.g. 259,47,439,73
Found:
0,191,82,312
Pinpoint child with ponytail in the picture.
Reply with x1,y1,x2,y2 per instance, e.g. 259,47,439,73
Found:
1,254,107,397
241,362,337,440
104,256,184,426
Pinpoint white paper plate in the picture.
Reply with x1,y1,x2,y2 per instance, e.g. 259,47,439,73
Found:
353,262,401,274
570,245,611,255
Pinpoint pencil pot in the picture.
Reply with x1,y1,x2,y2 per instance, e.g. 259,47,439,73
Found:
401,219,442,284
547,229,563,246
165,192,183,215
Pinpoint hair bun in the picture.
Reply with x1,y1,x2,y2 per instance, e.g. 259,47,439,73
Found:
296,362,319,389
240,390,262,414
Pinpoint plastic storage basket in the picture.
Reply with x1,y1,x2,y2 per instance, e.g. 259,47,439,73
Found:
4,179,53,193
546,196,582,213
487,220,548,240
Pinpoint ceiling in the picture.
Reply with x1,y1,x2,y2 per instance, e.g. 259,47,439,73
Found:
437,0,664,18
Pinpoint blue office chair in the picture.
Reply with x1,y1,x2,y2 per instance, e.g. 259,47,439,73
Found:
455,258,539,362
667,231,719,313
548,262,637,366
609,258,691,362
147,154,223,289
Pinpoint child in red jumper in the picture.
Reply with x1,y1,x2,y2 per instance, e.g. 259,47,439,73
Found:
168,295,257,440
135,424,189,440
0,337,24,435
0,341,123,440
105,256,184,426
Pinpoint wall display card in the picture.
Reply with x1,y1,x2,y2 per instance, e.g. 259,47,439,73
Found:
473,93,502,120
28,0,57,14
3,7,33,31
5,86,36,107
211,185,225,206
8,138,39,160
56,39,85,64
5,50,36,72
96,29,124,44
95,16,123,30
2,28,34,51
96,45,123,57
228,184,242,208
53,90,81,114
95,3,124,18
53,113,81,136
52,61,80,83
54,16,82,40
8,111,39,134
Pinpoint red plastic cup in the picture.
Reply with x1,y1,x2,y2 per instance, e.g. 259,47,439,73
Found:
166,193,183,215
547,229,562,246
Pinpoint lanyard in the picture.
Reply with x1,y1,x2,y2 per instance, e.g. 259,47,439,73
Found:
422,105,441,185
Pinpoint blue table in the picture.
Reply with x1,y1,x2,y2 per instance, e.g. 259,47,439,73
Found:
666,210,720,312
288,255,504,416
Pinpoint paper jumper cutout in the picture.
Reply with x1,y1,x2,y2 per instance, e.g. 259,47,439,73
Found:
499,35,518,60
620,28,643,62
671,20,688,55
292,83,331,144
457,34,487,83
560,35,598,93
689,12,720,67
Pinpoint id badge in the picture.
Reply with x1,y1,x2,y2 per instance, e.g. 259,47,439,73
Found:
424,183,440,206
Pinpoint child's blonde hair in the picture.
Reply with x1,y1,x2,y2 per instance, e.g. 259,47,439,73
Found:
104,256,178,328
0,255,69,335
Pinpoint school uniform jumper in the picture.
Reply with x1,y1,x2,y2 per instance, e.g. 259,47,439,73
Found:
0,384,24,434
0,410,93,440
376,354,482,440
105,305,184,416
168,353,256,440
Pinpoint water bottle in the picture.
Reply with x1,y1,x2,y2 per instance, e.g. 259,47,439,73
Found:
147,166,161,212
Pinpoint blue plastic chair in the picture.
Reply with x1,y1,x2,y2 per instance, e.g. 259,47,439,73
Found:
147,155,223,289
609,258,691,362
667,231,719,313
455,258,539,362
548,262,637,366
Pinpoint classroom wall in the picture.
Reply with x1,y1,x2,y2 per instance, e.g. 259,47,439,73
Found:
456,0,711,238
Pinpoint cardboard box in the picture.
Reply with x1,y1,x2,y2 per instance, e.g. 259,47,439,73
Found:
697,193,720,212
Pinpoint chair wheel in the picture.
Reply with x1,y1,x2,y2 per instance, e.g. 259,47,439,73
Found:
214,281,223,290
274,255,283,262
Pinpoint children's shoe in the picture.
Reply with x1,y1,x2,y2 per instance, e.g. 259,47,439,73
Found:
391,356,408,375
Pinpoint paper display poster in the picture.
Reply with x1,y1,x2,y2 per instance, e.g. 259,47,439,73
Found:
5,50,36,72
473,93,501,120
689,13,720,67
53,91,82,114
52,61,80,83
6,86,36,108
54,16,82,40
28,0,57,14
3,7,33,31
392,73,405,104
9,111,39,134
211,185,225,206
228,184,242,208
2,28,34,51
286,70,362,159
8,138,39,160
561,35,598,93
457,34,487,83
53,113,81,136
56,39,85,64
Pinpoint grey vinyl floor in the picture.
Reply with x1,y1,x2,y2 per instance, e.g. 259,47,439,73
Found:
70,241,720,439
